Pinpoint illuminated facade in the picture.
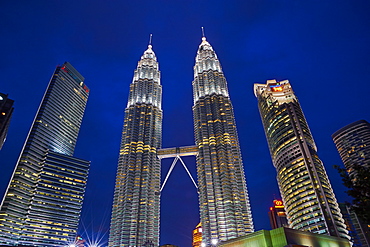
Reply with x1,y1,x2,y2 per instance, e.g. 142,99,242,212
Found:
0,62,90,246
268,200,288,229
0,93,14,150
339,203,370,247
192,222,203,247
109,44,162,247
332,120,370,179
220,227,351,247
254,79,349,239
193,36,253,245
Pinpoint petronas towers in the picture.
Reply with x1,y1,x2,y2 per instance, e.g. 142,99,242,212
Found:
109,44,162,247
193,37,253,243
109,35,348,246
109,36,253,246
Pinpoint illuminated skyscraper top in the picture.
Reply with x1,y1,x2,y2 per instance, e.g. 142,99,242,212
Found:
193,37,228,103
128,44,162,108
193,36,253,245
254,79,349,240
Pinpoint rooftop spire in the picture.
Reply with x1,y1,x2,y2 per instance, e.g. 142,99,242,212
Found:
201,27,206,41
148,34,153,49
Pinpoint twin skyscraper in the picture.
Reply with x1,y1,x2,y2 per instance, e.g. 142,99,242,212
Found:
109,35,349,246
0,35,349,247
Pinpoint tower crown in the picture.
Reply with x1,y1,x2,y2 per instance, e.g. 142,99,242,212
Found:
128,44,162,108
192,37,229,103
254,79,297,105
141,45,156,61
194,37,222,75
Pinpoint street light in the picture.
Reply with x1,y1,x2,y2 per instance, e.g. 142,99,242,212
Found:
211,239,218,246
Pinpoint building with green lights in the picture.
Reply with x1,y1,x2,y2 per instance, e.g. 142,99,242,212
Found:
220,227,351,247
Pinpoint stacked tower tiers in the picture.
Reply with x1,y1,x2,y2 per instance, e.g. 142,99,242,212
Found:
109,45,162,247
192,37,254,244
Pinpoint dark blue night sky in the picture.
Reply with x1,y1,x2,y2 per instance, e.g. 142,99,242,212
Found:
1,1,370,246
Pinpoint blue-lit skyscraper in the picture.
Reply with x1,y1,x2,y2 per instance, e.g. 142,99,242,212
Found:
0,62,90,246
192,36,254,245
109,44,162,247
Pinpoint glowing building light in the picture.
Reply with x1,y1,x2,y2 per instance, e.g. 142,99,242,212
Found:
254,79,349,240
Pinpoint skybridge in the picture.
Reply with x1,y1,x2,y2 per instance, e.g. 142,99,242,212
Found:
157,145,198,192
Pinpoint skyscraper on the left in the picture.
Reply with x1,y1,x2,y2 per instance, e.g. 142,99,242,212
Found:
0,62,90,246
0,93,14,150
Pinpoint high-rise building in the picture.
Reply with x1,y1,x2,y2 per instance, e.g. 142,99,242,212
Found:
0,93,14,150
332,120,370,179
109,44,162,247
254,79,349,239
0,62,90,246
268,199,289,229
192,222,203,247
192,36,253,245
339,203,370,247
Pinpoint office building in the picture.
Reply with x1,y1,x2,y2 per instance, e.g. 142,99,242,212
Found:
193,222,203,247
220,227,351,247
193,36,253,245
332,120,370,179
0,62,90,246
268,199,289,229
339,203,370,247
0,93,14,150
254,79,349,239
109,44,162,247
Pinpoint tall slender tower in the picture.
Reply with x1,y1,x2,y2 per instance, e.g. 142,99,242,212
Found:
192,36,253,245
109,44,162,247
0,62,90,246
254,79,349,239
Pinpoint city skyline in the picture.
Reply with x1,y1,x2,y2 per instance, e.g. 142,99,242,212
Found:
1,1,370,246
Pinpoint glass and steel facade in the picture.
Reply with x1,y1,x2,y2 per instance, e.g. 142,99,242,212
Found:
0,92,14,150
0,62,90,246
109,45,162,247
332,120,370,179
192,37,253,245
254,79,349,239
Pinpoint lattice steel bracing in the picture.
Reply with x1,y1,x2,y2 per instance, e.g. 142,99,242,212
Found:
109,44,162,247
254,79,349,240
192,37,254,245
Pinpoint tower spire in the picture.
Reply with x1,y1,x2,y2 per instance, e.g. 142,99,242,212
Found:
201,27,206,41
148,34,153,48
